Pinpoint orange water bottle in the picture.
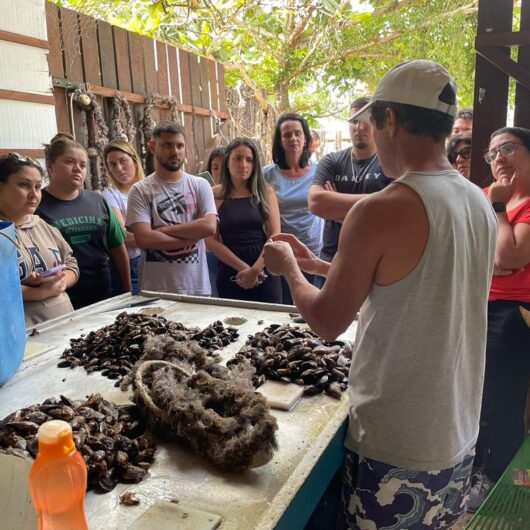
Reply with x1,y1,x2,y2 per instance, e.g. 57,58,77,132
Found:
29,420,88,530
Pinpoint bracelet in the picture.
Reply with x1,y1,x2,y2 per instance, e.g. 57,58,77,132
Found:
492,202,507,213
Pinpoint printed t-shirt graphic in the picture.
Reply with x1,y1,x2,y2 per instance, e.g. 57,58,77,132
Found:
147,188,200,264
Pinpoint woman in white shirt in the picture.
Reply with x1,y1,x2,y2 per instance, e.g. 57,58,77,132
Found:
102,140,144,294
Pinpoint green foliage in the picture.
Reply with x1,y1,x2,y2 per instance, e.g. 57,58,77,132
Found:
50,0,479,117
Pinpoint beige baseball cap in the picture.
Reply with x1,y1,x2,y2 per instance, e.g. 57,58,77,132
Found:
349,60,457,124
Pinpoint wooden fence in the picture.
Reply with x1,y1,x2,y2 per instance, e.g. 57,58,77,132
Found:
45,2,227,179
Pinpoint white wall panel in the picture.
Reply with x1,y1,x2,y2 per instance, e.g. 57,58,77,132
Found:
0,41,52,94
0,0,48,40
0,100,57,149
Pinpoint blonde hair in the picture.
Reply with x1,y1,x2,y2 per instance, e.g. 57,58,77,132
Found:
103,140,144,190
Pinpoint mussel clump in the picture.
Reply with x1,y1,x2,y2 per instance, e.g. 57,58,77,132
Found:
57,312,238,387
227,324,352,399
0,394,155,492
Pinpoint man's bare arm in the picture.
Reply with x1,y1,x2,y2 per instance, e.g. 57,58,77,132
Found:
156,214,217,240
131,222,197,251
308,184,369,223
290,199,383,338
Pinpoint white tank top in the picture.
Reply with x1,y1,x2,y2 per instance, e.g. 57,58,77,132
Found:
345,169,497,470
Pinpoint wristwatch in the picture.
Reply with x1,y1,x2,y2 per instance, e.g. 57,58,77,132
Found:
492,202,507,213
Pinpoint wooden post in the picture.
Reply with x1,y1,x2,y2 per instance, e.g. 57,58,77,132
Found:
471,0,513,187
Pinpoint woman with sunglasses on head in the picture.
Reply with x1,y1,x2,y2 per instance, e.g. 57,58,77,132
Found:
447,134,472,179
102,140,144,295
263,113,322,304
0,153,79,327
470,127,530,511
206,137,281,303
37,133,131,309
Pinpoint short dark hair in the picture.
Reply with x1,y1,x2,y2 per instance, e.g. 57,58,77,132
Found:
456,107,473,121
447,134,472,164
371,101,454,142
272,113,312,170
350,96,371,111
152,121,186,139
0,153,44,183
206,147,226,174
490,127,530,151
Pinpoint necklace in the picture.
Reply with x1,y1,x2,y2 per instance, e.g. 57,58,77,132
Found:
350,151,377,184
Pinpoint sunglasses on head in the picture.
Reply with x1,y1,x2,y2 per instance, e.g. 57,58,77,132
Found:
7,152,42,169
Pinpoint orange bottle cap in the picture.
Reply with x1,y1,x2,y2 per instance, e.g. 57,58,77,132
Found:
37,420,76,457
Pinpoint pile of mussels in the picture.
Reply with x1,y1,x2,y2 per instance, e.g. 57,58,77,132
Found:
227,324,352,399
0,394,155,492
57,313,238,387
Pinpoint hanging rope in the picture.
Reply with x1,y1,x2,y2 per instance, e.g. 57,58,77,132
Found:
139,93,180,172
110,92,136,143
72,87,109,189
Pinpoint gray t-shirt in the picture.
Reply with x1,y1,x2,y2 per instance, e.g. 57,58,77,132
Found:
345,170,497,470
126,172,217,295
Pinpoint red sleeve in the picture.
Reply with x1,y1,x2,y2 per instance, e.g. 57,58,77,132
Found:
512,200,530,224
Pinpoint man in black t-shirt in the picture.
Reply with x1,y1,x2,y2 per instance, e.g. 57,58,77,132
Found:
309,96,392,262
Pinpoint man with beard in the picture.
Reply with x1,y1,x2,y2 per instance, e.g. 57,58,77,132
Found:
308,97,393,267
127,122,217,294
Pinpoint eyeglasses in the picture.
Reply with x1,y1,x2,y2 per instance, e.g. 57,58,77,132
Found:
484,141,525,164
454,146,471,161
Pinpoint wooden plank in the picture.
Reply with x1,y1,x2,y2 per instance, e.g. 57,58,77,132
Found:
199,58,212,141
0,41,53,95
97,21,118,89
60,8,84,82
113,27,132,92
0,88,55,105
217,63,227,112
207,59,219,111
84,83,227,116
478,47,530,91
199,57,210,110
128,33,146,95
143,37,158,94
179,49,192,105
0,29,49,49
167,46,181,101
178,50,196,172
53,88,70,133
156,41,169,96
188,53,204,171
45,3,64,78
86,83,144,103
476,30,530,49
78,13,100,85
514,0,530,127
470,0,513,187
0,149,45,157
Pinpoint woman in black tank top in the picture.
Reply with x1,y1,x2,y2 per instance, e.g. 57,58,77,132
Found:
206,138,281,303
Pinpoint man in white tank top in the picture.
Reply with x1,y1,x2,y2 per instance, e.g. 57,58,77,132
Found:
264,61,497,528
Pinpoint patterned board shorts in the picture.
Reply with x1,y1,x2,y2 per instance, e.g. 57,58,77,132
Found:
340,448,474,530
